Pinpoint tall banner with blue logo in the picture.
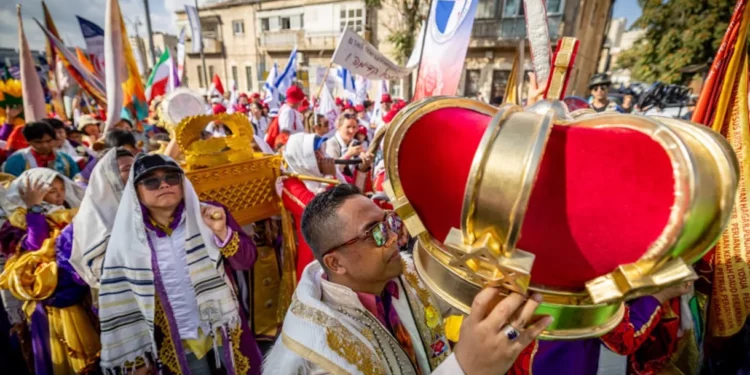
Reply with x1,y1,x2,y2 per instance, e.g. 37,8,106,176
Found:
413,0,478,100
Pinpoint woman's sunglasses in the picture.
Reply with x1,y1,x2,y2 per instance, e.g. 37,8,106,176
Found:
138,172,183,191
324,212,403,255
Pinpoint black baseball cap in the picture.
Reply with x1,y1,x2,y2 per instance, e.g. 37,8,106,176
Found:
133,154,183,184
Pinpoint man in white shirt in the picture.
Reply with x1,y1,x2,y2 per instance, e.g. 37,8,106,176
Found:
263,184,552,375
277,86,306,135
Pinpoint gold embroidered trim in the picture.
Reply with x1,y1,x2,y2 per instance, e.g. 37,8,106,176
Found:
282,187,307,209
154,297,181,374
634,305,662,337
529,340,539,375
401,259,450,369
220,231,241,258
230,326,251,375
290,300,385,375
282,333,351,375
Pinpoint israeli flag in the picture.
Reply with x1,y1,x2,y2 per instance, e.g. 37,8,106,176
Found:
263,63,280,108
337,66,356,94
275,47,298,95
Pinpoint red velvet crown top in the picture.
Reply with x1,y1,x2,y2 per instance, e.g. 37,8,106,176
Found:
397,107,675,288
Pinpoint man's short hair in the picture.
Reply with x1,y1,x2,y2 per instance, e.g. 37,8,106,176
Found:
22,121,56,142
105,129,137,149
301,184,362,263
42,118,65,131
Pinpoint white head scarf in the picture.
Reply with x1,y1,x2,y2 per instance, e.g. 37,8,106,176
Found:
283,133,346,193
69,148,129,287
0,168,84,218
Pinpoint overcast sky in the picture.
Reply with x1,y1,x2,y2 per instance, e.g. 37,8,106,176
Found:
0,0,211,51
1,0,643,51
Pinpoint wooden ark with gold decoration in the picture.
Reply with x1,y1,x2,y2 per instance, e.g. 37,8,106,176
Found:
382,37,740,340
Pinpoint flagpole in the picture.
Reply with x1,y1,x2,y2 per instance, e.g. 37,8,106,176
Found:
315,63,333,99
195,0,208,89
143,0,157,67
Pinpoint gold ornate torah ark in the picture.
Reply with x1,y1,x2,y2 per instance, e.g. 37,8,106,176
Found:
381,96,739,340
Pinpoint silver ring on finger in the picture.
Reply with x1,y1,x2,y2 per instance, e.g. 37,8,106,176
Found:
501,324,520,341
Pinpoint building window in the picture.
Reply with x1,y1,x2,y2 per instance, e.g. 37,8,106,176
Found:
257,61,266,81
502,0,523,17
232,20,244,35
464,70,481,98
245,66,253,91
476,0,498,19
281,17,291,30
340,5,364,32
208,65,215,80
290,14,303,29
197,66,204,87
490,70,510,99
547,0,564,14
232,66,238,87
260,18,270,31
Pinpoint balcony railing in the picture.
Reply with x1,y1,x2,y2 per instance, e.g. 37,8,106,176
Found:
258,29,343,51
186,37,223,55
472,15,562,41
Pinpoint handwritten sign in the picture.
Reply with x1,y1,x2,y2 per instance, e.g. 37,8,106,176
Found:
332,28,414,81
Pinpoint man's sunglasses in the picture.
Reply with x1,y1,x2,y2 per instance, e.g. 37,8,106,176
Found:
342,113,358,119
324,212,403,255
591,85,609,92
138,172,183,191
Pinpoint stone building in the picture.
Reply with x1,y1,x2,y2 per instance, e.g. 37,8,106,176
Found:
174,0,613,99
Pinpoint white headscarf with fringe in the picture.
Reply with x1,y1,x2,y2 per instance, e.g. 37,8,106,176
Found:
98,154,241,371
0,168,84,220
69,148,127,288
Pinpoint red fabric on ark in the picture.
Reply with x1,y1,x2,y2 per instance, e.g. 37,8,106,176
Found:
397,108,674,288
281,177,317,280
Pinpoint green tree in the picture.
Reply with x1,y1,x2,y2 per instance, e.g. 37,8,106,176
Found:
365,0,427,64
616,0,735,84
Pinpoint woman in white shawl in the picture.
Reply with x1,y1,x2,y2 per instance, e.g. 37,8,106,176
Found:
279,133,347,280
65,148,134,288
0,168,101,374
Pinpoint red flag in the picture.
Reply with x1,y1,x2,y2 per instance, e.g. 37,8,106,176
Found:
212,74,225,95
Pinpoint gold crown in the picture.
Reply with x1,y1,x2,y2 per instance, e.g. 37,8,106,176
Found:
175,112,256,171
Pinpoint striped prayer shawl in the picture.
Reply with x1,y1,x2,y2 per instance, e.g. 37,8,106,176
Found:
99,169,241,372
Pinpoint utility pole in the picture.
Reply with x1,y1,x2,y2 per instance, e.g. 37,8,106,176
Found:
142,0,157,67
194,0,209,88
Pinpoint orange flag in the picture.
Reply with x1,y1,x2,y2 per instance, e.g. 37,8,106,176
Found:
692,0,750,337
76,47,97,77
41,0,68,120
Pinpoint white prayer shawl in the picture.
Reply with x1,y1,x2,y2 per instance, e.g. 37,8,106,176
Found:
263,257,455,375
283,133,346,193
69,149,124,288
98,159,241,371
0,168,84,217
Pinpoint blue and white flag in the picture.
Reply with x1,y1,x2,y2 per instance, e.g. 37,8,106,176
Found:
275,47,297,95
185,5,202,53
263,63,280,109
336,66,356,94
76,16,105,78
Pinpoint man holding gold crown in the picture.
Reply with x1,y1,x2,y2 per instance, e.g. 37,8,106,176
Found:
264,184,553,374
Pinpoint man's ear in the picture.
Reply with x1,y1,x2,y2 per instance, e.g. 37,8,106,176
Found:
323,253,347,277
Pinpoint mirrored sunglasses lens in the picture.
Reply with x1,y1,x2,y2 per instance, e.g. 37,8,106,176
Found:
372,224,387,247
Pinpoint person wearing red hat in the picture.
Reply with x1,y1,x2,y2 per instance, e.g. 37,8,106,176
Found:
278,86,305,135
299,98,310,114
234,93,250,114
372,93,394,132
335,97,344,113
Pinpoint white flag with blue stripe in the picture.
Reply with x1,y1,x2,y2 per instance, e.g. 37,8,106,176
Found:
275,47,297,96
263,63,279,109
336,66,356,97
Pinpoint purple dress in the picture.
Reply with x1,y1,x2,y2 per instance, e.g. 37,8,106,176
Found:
513,296,664,375
142,201,264,375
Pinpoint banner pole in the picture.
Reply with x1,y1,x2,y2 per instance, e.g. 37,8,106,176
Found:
315,62,333,99
195,0,208,89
